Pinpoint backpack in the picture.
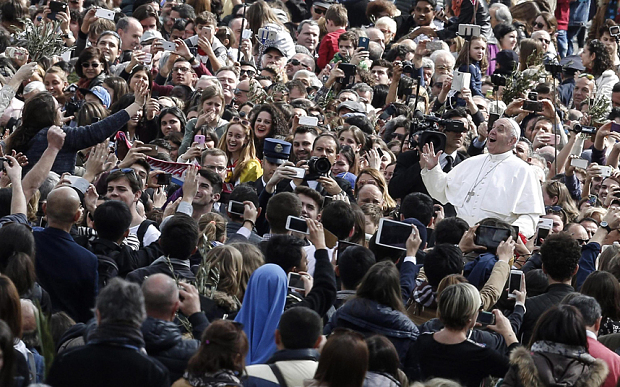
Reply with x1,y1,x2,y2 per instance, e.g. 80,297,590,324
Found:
97,255,119,289
137,219,159,249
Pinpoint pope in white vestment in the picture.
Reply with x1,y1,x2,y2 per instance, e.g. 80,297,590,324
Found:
420,118,545,237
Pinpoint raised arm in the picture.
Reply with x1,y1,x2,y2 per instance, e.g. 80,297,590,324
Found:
4,155,25,215
21,126,66,201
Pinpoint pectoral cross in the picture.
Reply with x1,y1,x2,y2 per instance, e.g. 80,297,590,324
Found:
466,190,475,202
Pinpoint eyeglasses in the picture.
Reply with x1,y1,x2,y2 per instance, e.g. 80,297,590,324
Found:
204,165,226,172
240,69,256,77
533,22,546,29
234,88,249,94
287,58,310,69
313,6,326,14
173,66,191,73
436,64,453,71
230,116,250,126
578,73,595,80
82,62,101,68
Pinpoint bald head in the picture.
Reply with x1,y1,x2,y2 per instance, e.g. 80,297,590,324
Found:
142,273,179,319
21,299,37,333
46,187,82,224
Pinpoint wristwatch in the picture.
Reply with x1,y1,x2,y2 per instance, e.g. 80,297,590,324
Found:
601,221,612,233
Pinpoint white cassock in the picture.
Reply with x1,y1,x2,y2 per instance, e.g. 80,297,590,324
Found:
421,150,545,238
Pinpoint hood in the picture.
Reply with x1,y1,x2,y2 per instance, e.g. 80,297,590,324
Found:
336,298,418,340
141,317,183,352
509,346,608,387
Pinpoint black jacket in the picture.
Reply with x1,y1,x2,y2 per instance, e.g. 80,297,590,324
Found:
141,317,200,382
125,257,195,285
275,174,355,202
519,283,574,344
87,238,162,278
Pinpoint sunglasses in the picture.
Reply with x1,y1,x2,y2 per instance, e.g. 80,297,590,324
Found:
533,22,546,29
240,69,256,76
313,6,326,14
82,62,101,68
110,168,139,181
537,38,551,44
578,73,595,80
287,58,309,69
545,205,563,213
231,116,251,126
575,238,589,245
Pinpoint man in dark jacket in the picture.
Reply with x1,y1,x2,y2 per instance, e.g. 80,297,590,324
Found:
126,214,199,285
245,307,323,387
519,233,581,344
46,278,170,387
141,274,209,382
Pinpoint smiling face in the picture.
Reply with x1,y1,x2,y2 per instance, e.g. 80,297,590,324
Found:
97,35,121,63
81,58,102,79
413,0,435,26
160,113,182,137
217,70,238,102
580,46,594,68
332,153,350,175
254,111,273,139
297,23,320,52
293,132,316,161
573,77,595,107
500,31,518,51
487,118,518,154
226,124,248,155
312,136,338,164
44,73,67,100
194,174,219,207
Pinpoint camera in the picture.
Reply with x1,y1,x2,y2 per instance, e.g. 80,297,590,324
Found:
402,61,415,75
416,130,447,152
491,74,506,87
610,25,620,37
0,157,11,172
572,124,597,135
528,91,538,101
306,156,331,180
443,119,466,132
545,63,563,74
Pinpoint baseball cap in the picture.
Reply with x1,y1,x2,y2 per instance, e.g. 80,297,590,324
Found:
79,86,111,109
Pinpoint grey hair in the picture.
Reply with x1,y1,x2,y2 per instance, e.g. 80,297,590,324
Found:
421,57,434,72
566,294,602,326
96,278,146,327
39,172,60,201
116,16,138,31
489,3,512,25
352,83,374,99
430,50,456,66
293,70,323,88
297,19,318,34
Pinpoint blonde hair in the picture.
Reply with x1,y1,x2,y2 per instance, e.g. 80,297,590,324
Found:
228,242,264,301
355,168,397,212
198,212,227,244
437,283,480,330
217,122,258,183
204,245,243,297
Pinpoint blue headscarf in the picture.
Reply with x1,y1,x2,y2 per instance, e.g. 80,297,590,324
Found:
234,264,288,365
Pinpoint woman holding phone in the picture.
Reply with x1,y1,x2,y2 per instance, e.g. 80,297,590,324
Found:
179,85,228,156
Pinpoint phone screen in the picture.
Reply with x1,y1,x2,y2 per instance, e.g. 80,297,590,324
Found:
228,201,245,216
377,219,413,250
474,225,512,249
509,271,522,294
288,273,305,290
535,227,550,246
287,216,308,234
476,311,496,325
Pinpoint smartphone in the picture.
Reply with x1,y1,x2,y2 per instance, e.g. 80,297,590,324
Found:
157,173,172,185
228,200,246,216
291,167,306,179
570,158,589,169
508,270,524,299
194,135,206,144
535,218,553,247
512,226,519,240
474,225,512,249
287,272,305,292
48,0,67,20
143,52,152,64
427,41,443,51
338,63,356,87
611,25,620,37
476,310,496,326
488,113,500,130
601,165,613,178
286,215,309,234
451,70,471,92
242,29,252,40
376,147,384,158
522,100,543,112
375,218,414,251
257,28,277,43
161,40,176,51
611,122,620,133
141,144,159,157
298,116,318,127
358,36,370,50
95,8,115,20
323,195,333,207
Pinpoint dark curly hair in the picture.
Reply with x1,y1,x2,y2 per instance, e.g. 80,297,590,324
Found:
248,103,287,157
586,39,614,77
539,233,581,281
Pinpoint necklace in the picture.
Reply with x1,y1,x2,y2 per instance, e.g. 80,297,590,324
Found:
465,155,508,203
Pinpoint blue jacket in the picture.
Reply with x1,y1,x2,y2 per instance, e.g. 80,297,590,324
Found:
34,227,98,323
575,242,600,291
458,63,483,97
22,110,130,175
324,298,419,378
464,253,498,290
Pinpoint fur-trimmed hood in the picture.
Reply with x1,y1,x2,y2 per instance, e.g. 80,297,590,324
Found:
507,346,608,387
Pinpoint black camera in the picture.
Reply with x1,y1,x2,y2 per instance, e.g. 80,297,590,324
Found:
379,104,397,121
0,156,10,172
402,61,415,75
416,130,447,152
443,119,466,132
65,98,83,118
491,74,506,86
528,91,538,101
306,156,331,180
572,124,597,135
545,63,563,74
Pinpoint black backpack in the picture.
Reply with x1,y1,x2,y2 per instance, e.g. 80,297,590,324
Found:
97,255,119,289
137,219,159,249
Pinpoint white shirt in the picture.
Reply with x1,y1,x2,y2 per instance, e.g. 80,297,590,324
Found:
421,150,545,237
128,222,161,247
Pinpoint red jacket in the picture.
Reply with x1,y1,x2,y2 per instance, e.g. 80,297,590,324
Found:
588,336,620,387
554,0,570,30
317,28,346,70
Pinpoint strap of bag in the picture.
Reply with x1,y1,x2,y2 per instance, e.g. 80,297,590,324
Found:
269,363,289,387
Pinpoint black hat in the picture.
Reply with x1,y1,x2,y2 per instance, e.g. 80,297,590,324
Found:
493,50,518,76
560,55,586,72
263,138,291,164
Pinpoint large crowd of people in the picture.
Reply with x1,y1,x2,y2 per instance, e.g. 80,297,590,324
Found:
2,0,620,385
